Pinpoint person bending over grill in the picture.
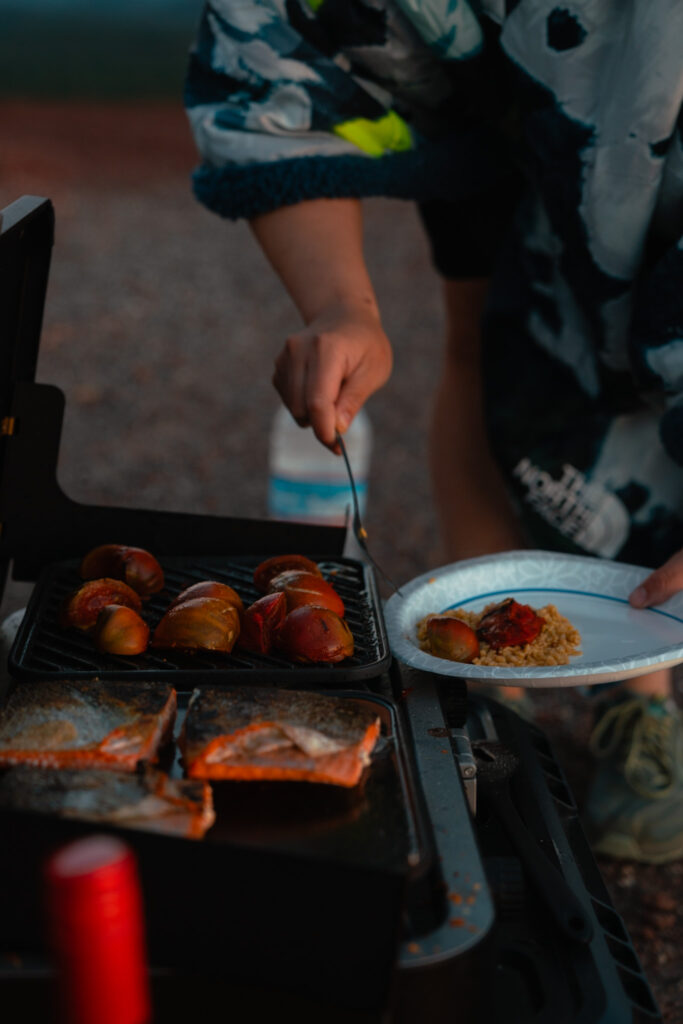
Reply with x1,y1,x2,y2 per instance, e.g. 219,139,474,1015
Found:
184,1,683,865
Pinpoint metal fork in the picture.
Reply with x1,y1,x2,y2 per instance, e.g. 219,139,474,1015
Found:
336,431,403,597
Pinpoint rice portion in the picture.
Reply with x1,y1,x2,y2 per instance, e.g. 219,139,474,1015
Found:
417,602,582,667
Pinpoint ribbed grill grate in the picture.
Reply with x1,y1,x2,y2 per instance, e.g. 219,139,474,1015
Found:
10,555,390,686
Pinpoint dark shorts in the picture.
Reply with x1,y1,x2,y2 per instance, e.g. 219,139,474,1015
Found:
417,172,524,280
481,237,683,571
419,190,683,571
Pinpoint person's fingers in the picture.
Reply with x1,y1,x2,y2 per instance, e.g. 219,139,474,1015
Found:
629,548,683,608
304,333,346,448
335,345,392,433
335,373,372,434
273,335,309,426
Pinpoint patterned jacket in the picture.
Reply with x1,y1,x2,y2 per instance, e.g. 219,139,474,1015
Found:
185,1,683,565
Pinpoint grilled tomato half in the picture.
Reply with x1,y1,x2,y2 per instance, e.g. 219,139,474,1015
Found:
151,597,240,653
168,580,244,616
60,579,144,631
422,615,480,663
80,544,164,598
275,606,354,664
253,554,321,593
237,592,287,655
476,599,545,650
267,570,344,617
93,605,150,656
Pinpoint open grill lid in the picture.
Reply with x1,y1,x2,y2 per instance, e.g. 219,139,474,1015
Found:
0,197,54,602
0,196,348,598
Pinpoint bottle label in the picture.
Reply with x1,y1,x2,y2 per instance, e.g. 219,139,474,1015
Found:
268,475,368,522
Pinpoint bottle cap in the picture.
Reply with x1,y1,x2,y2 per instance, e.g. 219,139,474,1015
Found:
44,834,151,1024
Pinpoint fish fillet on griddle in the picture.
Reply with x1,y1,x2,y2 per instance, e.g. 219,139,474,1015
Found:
180,687,381,788
0,681,177,771
0,766,215,839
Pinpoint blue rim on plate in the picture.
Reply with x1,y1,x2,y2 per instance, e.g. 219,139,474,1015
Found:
384,550,683,688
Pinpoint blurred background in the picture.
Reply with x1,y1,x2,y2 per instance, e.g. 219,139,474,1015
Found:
1,0,199,99
0,4,681,1018
0,0,442,612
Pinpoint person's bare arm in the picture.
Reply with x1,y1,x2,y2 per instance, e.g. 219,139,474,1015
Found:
430,278,527,561
250,198,393,450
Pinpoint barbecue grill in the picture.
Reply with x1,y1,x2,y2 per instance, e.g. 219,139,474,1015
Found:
0,196,663,1023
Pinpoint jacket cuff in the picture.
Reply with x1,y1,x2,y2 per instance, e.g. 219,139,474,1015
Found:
191,132,512,220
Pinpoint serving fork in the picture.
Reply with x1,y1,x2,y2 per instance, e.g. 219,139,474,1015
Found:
336,431,403,598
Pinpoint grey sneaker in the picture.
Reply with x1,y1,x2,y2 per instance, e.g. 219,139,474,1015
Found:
584,693,683,864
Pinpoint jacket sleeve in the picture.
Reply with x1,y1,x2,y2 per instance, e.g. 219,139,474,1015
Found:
631,242,683,469
184,0,512,220
626,98,683,468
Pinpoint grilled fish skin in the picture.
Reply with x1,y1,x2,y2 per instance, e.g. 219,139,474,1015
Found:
180,687,380,788
0,766,214,839
0,681,177,771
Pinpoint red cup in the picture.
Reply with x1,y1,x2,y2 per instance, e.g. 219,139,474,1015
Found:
44,835,151,1024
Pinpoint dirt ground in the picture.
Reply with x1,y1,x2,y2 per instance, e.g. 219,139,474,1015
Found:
1,100,681,1021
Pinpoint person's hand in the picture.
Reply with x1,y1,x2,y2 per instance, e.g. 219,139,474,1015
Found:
272,301,393,450
629,548,683,608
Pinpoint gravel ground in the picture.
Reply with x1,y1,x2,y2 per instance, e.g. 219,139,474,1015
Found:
1,100,681,1021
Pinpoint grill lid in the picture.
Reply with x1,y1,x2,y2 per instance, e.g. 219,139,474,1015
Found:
0,196,54,604
0,195,347,591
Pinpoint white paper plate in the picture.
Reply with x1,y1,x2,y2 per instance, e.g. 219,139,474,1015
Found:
385,550,683,687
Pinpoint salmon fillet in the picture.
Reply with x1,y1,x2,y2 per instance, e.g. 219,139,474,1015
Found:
0,681,177,771
0,765,215,839
180,687,381,788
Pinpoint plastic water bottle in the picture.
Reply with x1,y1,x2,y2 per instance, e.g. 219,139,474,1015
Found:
268,405,372,525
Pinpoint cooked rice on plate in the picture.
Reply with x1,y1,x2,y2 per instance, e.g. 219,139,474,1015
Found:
417,603,582,667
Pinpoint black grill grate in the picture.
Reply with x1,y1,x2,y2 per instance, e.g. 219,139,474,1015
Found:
9,555,390,686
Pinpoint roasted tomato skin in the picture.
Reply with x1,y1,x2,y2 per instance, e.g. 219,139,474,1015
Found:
80,544,164,598
477,599,545,650
424,616,479,663
151,597,240,653
274,606,354,663
93,605,150,655
253,554,321,593
60,579,143,631
267,570,344,617
237,592,287,654
168,581,244,616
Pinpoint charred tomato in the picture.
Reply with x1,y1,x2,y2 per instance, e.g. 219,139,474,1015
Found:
267,569,344,617
168,580,244,616
274,606,354,664
477,599,545,650
237,592,287,655
423,616,479,663
80,544,164,598
253,554,321,593
60,579,143,631
93,605,150,656
151,597,240,653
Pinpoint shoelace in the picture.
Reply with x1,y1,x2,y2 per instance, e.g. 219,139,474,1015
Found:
588,697,677,799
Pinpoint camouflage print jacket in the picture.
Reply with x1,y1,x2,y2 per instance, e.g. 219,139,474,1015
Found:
185,1,683,566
